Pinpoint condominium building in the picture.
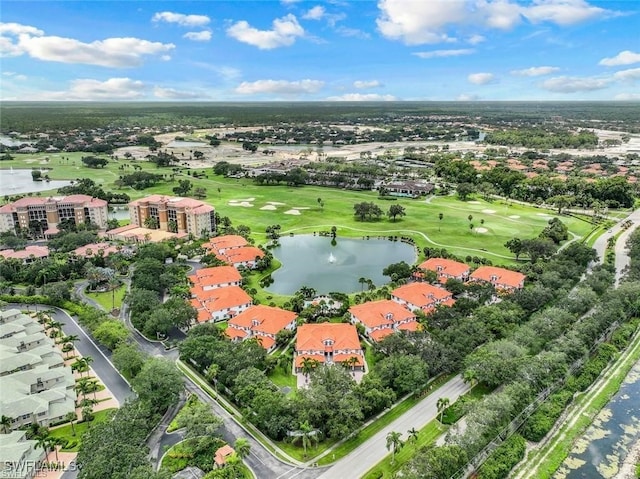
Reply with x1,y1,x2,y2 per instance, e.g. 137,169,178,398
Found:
128,195,215,237
0,309,76,431
0,431,46,479
0,195,109,236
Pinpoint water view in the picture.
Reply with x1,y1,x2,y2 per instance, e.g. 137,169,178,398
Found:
557,359,640,479
166,140,209,148
266,234,417,295
0,169,72,196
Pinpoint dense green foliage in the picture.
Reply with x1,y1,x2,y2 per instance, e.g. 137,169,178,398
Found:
477,434,526,479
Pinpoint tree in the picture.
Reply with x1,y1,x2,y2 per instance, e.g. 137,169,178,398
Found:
504,238,525,260
548,195,573,214
300,357,319,379
388,204,406,222
81,156,109,168
143,216,159,229
234,438,251,460
438,213,444,231
131,358,183,414
294,420,317,457
353,202,383,221
94,320,129,350
112,342,146,379
0,415,12,433
436,397,450,422
408,427,419,443
65,412,77,436
457,183,475,201
175,399,223,439
386,431,403,464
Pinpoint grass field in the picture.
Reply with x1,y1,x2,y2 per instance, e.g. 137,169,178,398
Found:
2,153,598,265
48,408,114,451
85,284,126,311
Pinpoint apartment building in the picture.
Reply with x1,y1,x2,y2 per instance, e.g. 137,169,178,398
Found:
128,195,215,237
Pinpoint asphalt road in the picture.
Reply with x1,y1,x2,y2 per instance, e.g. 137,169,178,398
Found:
316,375,471,479
591,208,640,285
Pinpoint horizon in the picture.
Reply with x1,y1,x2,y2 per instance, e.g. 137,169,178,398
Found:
1,1,639,102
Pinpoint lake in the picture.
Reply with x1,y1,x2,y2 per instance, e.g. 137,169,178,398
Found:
0,169,72,196
166,140,209,148
556,358,640,478
266,235,417,295
0,135,34,147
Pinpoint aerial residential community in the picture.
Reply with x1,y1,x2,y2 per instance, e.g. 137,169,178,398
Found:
1,1,640,479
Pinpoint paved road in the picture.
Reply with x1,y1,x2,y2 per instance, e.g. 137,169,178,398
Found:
591,208,640,284
316,375,471,479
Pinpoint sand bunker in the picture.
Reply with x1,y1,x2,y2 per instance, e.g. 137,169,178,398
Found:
284,209,301,215
482,209,496,214
292,207,310,210
509,215,521,219
228,201,253,207
537,213,553,217
475,227,489,233
468,201,481,204
260,205,277,210
267,201,285,205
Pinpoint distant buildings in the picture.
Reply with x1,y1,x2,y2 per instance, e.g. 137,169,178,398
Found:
0,245,49,264
0,309,76,431
0,195,109,236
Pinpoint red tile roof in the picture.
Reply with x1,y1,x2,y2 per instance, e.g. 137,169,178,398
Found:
227,305,297,336
189,266,242,287
469,266,526,289
214,445,235,466
349,300,415,329
73,242,119,258
296,323,361,354
419,258,470,282
392,283,453,309
223,246,265,264
205,235,248,251
190,286,252,318
0,245,49,260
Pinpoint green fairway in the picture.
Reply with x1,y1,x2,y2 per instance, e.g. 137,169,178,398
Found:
2,153,596,264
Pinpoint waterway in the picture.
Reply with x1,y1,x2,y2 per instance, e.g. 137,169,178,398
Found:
0,135,34,147
0,169,72,196
266,234,416,295
555,358,640,479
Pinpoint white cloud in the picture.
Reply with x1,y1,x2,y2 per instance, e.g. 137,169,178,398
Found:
1,71,27,81
0,23,174,67
326,93,398,101
613,68,640,82
376,0,464,44
468,72,495,84
152,12,210,27
614,93,640,101
599,50,640,67
523,0,607,26
235,79,324,95
0,22,44,36
36,77,147,100
468,34,485,44
541,75,610,92
335,26,371,39
354,80,382,89
227,14,304,49
376,0,615,45
457,93,480,101
154,87,202,99
510,66,560,76
303,6,326,20
183,31,212,42
414,49,474,59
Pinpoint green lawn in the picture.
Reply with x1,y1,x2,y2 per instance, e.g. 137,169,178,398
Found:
268,365,297,392
48,409,114,451
85,284,126,312
362,420,447,479
2,153,597,266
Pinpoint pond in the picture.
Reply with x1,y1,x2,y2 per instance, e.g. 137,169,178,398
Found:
556,358,640,478
108,207,130,222
0,135,34,147
0,169,72,196
266,235,417,295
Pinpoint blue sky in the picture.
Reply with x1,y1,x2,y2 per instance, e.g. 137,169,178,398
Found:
1,0,638,101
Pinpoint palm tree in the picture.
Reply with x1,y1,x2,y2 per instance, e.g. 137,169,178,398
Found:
300,357,319,380
82,356,94,377
468,214,473,223
46,437,62,462
385,431,403,464
407,427,419,443
64,412,77,436
234,438,251,461
358,277,367,292
437,397,450,422
295,421,317,457
438,212,444,231
35,429,50,460
0,415,13,434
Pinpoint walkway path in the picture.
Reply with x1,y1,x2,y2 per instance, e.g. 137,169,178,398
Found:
316,375,470,479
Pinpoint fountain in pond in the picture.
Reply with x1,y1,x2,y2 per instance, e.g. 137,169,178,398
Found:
328,252,336,264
